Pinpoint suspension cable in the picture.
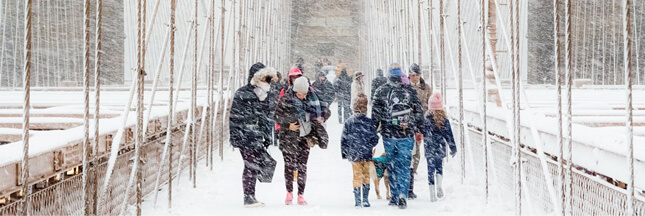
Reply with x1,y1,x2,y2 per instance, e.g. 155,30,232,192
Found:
20,0,33,214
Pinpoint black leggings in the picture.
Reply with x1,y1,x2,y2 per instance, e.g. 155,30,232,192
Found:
283,149,310,195
240,148,261,196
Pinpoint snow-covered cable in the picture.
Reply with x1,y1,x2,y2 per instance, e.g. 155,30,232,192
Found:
20,0,33,214
623,0,635,214
457,0,466,183
92,0,103,213
480,0,490,204
81,0,91,214
564,0,573,213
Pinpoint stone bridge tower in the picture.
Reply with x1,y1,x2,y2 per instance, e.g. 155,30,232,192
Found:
290,0,363,78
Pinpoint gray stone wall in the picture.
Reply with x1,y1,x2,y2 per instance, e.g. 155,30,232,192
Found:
290,0,363,78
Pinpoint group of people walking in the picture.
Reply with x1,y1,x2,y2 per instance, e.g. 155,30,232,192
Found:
229,61,457,210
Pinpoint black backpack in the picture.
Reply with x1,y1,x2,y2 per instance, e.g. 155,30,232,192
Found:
386,86,413,128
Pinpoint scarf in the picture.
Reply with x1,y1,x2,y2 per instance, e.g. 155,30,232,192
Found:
253,81,271,101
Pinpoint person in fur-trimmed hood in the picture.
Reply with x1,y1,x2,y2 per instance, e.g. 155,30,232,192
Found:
229,62,278,208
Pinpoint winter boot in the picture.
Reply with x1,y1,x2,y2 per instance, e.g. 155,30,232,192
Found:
436,174,444,198
397,196,407,209
297,195,308,205
388,194,397,207
285,192,293,205
362,184,371,207
244,195,265,208
408,172,417,199
429,184,438,202
353,187,362,208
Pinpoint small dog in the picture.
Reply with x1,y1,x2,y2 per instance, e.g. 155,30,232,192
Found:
371,150,390,200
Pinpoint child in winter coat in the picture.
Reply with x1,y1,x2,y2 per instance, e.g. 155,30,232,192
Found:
422,92,457,202
341,93,379,208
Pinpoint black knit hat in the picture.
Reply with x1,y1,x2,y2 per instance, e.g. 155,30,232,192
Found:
247,62,266,83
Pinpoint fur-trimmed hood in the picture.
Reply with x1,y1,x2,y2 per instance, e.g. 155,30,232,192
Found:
250,67,278,86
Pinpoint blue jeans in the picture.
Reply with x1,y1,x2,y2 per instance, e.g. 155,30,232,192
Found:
383,138,414,200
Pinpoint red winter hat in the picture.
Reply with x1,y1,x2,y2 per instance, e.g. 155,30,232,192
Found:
289,67,303,77
429,92,444,111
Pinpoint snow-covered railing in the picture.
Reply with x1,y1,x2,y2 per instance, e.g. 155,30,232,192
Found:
0,100,226,215
448,104,645,215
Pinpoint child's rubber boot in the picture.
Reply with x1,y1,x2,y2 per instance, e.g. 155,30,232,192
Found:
353,187,362,208
362,184,371,207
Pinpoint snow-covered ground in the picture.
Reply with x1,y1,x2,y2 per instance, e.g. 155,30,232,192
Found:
140,103,514,216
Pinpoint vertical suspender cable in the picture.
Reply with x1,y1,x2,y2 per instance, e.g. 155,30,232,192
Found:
481,0,489,204
20,0,33,214
13,0,21,88
136,0,147,214
554,0,565,214
429,0,434,87
209,0,216,169
82,0,91,214
92,0,103,213
439,0,446,101
192,0,198,188
510,0,521,214
514,0,522,214
623,0,634,214
0,0,8,87
220,0,226,160
418,0,422,65
457,0,465,184
564,0,573,213
168,0,176,208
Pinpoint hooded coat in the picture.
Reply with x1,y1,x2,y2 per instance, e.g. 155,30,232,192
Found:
370,69,388,99
334,69,352,102
229,63,276,149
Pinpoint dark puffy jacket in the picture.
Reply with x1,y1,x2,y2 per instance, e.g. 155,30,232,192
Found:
229,84,274,149
312,78,335,105
334,71,352,102
421,114,457,159
371,77,424,139
371,77,388,99
341,114,379,162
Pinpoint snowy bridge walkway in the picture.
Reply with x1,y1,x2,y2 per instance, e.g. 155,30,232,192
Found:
141,104,507,216
1,0,645,215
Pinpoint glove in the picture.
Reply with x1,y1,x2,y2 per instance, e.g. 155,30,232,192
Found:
414,133,423,142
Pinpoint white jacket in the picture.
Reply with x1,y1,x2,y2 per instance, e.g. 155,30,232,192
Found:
350,79,365,108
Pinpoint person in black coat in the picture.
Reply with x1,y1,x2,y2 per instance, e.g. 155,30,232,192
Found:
334,69,352,123
312,71,335,106
341,94,378,207
229,62,278,208
370,63,424,209
370,68,388,100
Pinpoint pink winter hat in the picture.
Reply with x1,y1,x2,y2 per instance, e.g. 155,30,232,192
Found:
428,92,444,111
